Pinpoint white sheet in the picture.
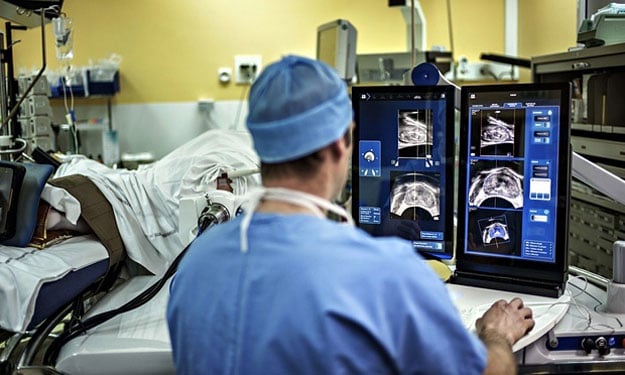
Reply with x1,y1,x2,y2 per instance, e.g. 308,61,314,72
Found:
0,234,108,332
45,129,261,275
56,276,175,375
0,129,259,333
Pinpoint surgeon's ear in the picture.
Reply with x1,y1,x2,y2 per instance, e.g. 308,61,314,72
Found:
327,138,347,161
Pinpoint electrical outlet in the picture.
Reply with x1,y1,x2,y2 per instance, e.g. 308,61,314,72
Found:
218,67,232,83
198,98,215,112
234,55,262,84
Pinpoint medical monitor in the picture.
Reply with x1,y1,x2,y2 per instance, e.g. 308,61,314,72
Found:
351,85,456,260
316,19,357,81
454,83,571,297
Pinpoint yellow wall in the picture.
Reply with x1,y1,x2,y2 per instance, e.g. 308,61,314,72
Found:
8,0,577,103
518,0,578,82
422,0,505,62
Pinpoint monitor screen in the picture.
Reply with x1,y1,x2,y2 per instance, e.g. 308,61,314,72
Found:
455,83,571,295
316,19,357,81
351,85,456,259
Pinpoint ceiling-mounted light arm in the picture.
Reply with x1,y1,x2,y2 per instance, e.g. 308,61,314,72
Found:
410,0,415,67
572,152,625,206
479,53,531,68
399,0,426,64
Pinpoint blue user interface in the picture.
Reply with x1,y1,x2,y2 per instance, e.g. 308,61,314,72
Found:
352,86,454,258
461,89,564,263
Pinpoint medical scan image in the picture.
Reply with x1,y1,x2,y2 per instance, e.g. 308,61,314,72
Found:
468,161,524,209
479,215,510,245
467,210,521,256
397,109,433,158
390,172,440,221
470,109,525,157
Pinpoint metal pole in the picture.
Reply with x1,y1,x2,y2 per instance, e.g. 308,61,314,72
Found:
410,0,416,67
1,11,47,131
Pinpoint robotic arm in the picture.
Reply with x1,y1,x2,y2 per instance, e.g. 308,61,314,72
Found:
404,62,461,110
571,152,625,205
178,170,257,244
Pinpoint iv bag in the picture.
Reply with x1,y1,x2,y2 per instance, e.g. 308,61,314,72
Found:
52,16,74,61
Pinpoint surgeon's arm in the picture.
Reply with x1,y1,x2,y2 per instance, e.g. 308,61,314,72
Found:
476,298,535,375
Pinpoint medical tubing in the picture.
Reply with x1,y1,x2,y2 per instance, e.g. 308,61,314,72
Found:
45,241,193,365
197,215,218,236
233,84,249,129
0,137,27,154
197,202,230,236
446,0,454,64
62,81,78,152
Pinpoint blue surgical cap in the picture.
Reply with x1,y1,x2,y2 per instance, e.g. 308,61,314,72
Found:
246,55,352,163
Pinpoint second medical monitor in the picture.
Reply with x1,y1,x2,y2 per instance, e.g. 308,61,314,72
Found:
454,83,571,296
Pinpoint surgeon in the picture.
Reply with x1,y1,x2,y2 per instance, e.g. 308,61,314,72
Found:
167,55,534,375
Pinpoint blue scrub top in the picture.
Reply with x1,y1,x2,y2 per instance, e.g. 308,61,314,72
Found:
167,213,487,374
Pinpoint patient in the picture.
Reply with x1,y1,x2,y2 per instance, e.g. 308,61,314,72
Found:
40,128,261,275
0,128,260,334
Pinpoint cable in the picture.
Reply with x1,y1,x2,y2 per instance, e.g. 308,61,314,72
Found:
0,138,27,155
44,193,237,364
496,277,615,334
45,5,62,16
568,275,604,306
45,240,193,365
61,67,78,153
233,84,250,130
568,274,589,299
446,0,455,78
446,0,454,56
410,0,415,67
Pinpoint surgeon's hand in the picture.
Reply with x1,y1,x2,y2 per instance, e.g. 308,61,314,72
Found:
382,217,421,241
477,298,534,375
476,298,535,346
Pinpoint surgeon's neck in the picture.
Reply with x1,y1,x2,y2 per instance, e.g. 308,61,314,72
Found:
257,172,334,215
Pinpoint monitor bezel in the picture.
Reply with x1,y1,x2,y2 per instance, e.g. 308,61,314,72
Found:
456,82,571,283
0,161,26,240
316,19,357,81
351,84,457,260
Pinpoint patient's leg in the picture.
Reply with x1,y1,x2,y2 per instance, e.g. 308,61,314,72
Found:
46,206,92,233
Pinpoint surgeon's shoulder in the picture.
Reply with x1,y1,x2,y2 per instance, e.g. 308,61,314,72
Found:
181,219,241,259
341,224,419,259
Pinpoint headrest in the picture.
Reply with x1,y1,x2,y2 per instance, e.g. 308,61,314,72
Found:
0,162,54,247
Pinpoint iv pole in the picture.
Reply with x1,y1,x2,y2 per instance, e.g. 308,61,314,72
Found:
0,9,47,160
410,0,415,68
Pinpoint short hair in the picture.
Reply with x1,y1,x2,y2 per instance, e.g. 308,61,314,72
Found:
261,126,352,181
